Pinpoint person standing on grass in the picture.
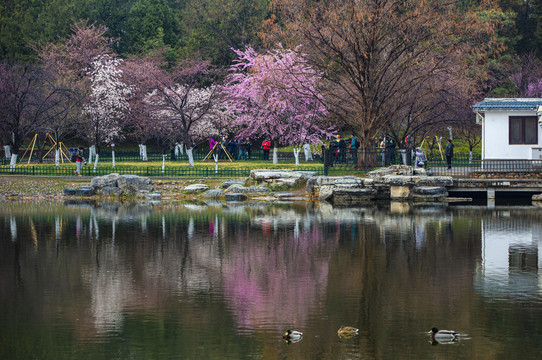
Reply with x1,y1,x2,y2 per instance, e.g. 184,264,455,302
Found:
445,139,454,169
261,139,271,160
74,147,85,176
238,138,247,160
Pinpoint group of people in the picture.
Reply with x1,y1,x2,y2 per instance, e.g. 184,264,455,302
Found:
378,136,454,169
328,135,360,163
209,137,275,161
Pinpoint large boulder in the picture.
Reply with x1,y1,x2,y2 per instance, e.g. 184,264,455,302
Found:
307,176,365,195
381,175,453,187
222,180,245,189
366,165,413,179
183,184,210,193
100,186,123,196
331,187,377,206
75,186,95,197
250,169,316,188
64,188,77,196
225,193,248,201
116,175,154,195
225,184,270,194
205,189,225,198
91,173,120,190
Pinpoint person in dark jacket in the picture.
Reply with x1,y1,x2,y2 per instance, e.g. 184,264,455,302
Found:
445,139,454,169
238,138,248,160
74,147,85,176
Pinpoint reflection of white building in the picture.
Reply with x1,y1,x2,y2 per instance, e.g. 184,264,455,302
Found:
475,214,542,299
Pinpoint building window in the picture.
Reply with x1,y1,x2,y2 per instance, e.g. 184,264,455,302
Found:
509,116,538,145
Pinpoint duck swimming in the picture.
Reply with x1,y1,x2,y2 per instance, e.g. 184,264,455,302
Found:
337,326,359,339
283,329,303,341
428,328,459,340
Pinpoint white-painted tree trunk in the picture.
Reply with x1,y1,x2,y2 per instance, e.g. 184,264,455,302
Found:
4,145,11,160
273,147,278,164
162,154,166,173
303,144,313,161
178,143,184,155
93,153,99,172
174,143,183,157
187,148,195,167
54,149,60,167
9,154,17,172
112,149,116,168
141,145,148,161
469,151,473,165
213,153,219,173
89,145,96,163
293,147,301,166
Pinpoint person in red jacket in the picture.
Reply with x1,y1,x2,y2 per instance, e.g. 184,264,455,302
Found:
261,139,271,160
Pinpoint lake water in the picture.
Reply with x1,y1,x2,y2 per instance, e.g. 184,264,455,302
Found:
1,200,542,359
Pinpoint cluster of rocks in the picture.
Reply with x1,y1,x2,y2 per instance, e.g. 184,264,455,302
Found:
249,169,316,188
64,173,160,200
307,165,451,205
64,166,455,205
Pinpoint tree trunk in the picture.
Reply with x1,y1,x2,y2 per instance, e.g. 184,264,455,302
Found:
140,144,148,161
54,149,60,167
93,153,99,172
9,154,17,172
187,148,195,167
273,147,278,164
112,148,116,168
213,153,219,173
4,145,11,160
162,154,166,173
175,143,184,156
89,145,96,163
303,144,313,161
293,147,301,166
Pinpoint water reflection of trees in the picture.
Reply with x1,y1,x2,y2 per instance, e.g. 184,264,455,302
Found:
3,202,542,358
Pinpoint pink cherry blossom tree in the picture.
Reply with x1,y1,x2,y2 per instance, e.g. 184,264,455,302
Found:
223,46,332,165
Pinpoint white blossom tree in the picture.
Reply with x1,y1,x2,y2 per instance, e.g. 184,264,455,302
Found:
82,54,131,171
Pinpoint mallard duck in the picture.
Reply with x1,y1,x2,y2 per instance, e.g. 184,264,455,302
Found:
428,328,459,340
337,326,359,338
283,329,303,341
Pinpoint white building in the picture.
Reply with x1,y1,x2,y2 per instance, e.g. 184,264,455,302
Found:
472,98,542,160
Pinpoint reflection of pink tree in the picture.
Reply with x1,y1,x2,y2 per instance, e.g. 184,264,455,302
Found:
221,220,333,331
224,46,332,164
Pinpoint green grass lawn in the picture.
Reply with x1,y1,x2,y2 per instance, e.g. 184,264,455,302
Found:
1,158,369,177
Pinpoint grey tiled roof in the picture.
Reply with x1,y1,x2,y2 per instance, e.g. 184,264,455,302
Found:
472,98,542,111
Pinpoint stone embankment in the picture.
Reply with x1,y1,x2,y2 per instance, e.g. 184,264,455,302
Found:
64,166,457,205
306,165,451,205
